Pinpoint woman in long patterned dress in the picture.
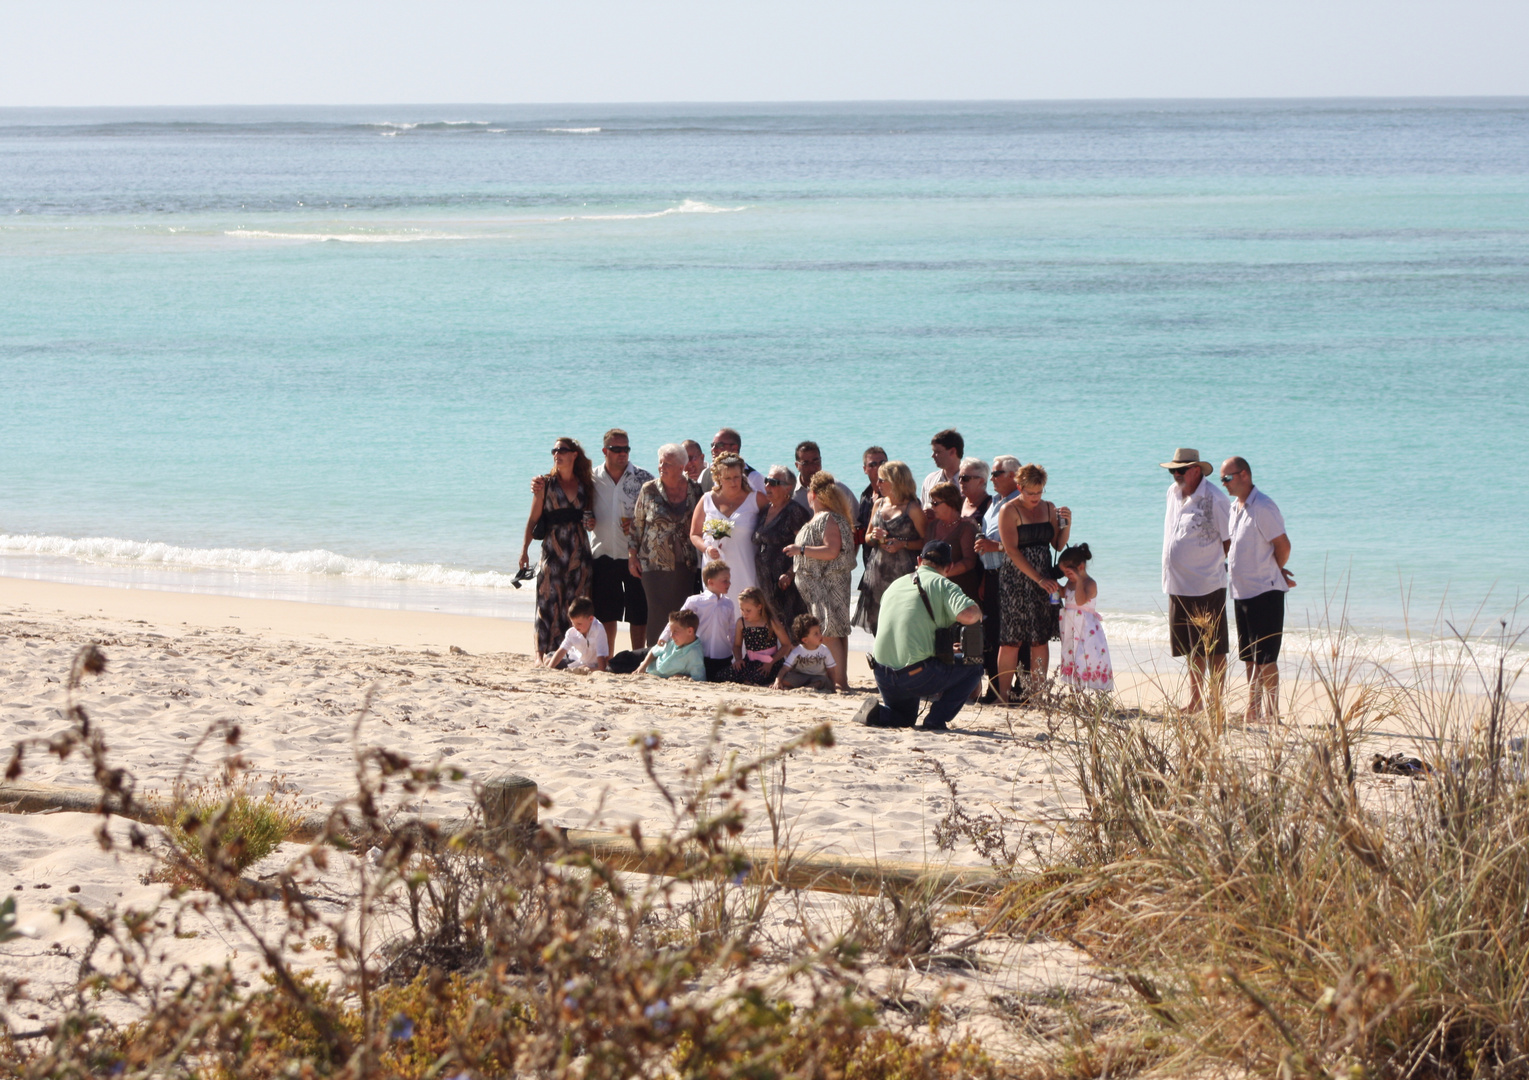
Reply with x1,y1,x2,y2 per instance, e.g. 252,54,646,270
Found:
520,437,596,660
628,443,702,647
752,464,811,638
853,460,926,635
785,471,858,691
994,463,1073,703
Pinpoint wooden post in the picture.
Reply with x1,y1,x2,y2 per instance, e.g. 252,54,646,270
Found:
479,774,538,852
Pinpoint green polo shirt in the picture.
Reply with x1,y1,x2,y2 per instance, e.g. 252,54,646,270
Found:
871,567,976,671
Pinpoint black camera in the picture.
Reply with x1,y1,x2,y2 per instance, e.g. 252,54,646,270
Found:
511,566,536,589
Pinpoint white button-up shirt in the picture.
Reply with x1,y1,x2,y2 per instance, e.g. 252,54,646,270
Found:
656,589,737,660
1162,477,1230,596
980,488,1019,570
1228,487,1289,600
590,463,653,559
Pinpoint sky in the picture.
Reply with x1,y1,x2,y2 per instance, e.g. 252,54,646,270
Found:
1,0,1527,106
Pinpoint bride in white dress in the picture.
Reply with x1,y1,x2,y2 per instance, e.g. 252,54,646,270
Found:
689,454,768,603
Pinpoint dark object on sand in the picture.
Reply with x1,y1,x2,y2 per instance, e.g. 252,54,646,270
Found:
1372,752,1432,778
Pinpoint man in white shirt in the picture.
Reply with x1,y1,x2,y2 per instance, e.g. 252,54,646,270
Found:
1160,448,1231,714
920,428,964,508
590,428,653,650
1221,456,1294,722
790,440,857,513
699,428,767,494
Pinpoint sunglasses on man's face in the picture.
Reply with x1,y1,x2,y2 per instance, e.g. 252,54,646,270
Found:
605,445,630,454
958,475,982,483
1170,467,1190,478
990,469,1010,477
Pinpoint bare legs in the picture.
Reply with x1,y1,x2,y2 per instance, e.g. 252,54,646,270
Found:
995,643,1048,704
601,621,646,653
1184,653,1227,714
826,635,849,691
1244,661,1279,722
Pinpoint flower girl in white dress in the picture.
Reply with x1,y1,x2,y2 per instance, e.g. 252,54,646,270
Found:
1056,544,1114,693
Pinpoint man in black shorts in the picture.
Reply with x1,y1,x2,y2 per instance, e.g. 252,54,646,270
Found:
1222,456,1294,722
590,428,653,650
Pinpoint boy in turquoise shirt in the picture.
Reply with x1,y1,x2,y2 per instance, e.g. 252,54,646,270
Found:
636,609,707,681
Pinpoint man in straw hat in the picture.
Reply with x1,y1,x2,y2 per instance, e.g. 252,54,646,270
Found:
1160,448,1231,713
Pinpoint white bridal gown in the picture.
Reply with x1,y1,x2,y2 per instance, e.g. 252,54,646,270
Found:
698,490,760,603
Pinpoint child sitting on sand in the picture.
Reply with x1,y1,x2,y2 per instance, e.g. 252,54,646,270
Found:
543,596,608,673
610,561,736,680
1056,544,1114,693
632,609,707,681
774,613,838,693
728,586,793,685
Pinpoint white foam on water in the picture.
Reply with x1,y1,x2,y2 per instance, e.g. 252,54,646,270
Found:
566,199,747,221
0,533,519,589
223,229,471,243
542,127,602,134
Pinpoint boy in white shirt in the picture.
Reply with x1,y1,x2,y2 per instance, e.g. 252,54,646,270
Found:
543,597,609,673
652,560,737,681
775,614,837,693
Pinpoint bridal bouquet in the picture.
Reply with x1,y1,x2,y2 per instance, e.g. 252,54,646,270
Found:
703,517,734,541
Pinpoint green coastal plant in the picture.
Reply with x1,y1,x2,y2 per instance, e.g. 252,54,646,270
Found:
163,774,305,879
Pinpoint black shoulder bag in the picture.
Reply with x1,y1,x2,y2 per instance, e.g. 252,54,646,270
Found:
913,569,983,665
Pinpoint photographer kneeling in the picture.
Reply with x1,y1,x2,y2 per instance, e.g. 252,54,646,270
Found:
853,541,984,733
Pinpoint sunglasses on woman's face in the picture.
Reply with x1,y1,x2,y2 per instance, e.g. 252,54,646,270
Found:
763,477,785,487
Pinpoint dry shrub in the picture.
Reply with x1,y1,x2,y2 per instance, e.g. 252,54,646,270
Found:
1032,619,1529,1078
0,650,1003,1080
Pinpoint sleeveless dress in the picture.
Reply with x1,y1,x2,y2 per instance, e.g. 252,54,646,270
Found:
699,490,760,602
728,622,783,685
534,480,594,656
1059,585,1114,691
794,512,856,638
752,500,811,636
852,505,920,635
999,515,1060,647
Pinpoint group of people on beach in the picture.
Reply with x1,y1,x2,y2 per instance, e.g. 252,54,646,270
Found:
521,428,1292,730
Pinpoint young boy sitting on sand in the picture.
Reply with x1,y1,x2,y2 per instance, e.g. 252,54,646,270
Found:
543,596,608,673
649,560,737,681
634,609,706,681
774,613,838,693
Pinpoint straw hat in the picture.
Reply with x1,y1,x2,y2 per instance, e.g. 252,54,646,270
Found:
1158,448,1213,476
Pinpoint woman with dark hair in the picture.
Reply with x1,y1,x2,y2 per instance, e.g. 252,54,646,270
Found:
926,481,982,601
521,437,597,660
752,464,811,636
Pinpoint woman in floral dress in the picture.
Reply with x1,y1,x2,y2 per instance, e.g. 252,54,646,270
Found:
520,437,596,660
785,471,858,691
852,460,925,635
629,443,702,647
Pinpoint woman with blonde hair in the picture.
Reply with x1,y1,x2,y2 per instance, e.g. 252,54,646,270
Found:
689,453,768,602
521,436,597,660
994,463,1072,702
853,459,926,635
784,471,857,689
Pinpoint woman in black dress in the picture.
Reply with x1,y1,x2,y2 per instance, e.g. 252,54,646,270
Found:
752,465,811,638
995,463,1072,703
520,437,596,660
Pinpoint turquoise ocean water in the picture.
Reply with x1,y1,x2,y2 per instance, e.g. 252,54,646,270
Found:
1,100,1526,670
